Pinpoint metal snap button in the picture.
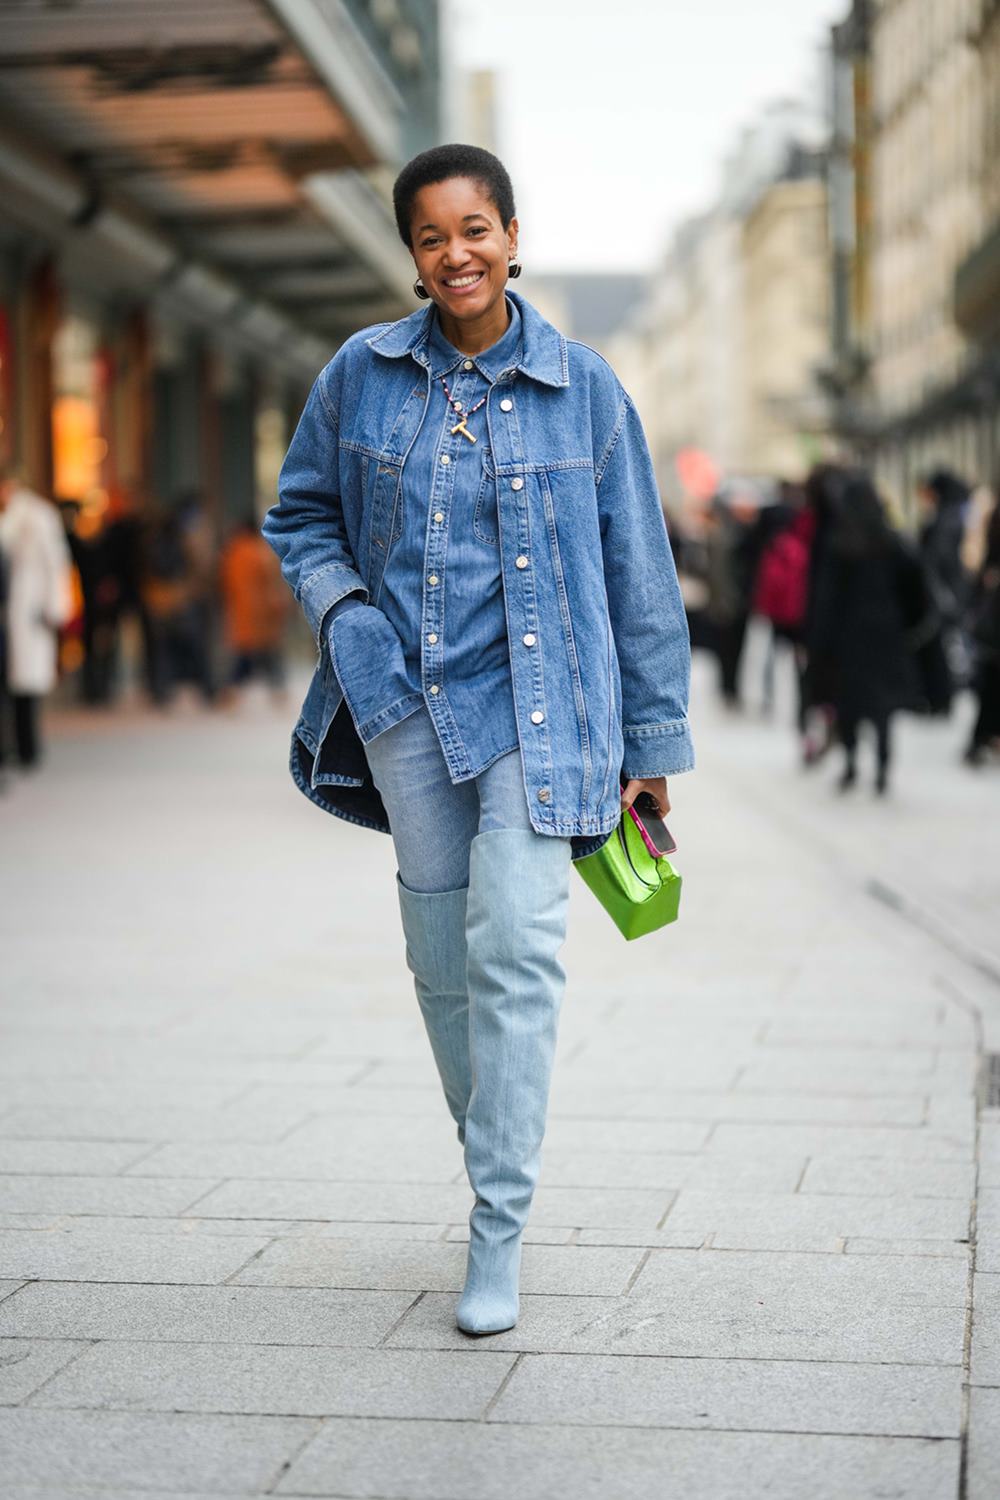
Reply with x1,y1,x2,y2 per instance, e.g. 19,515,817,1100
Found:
427,632,438,644
511,477,523,491
428,574,439,585
537,787,551,803
500,398,513,412
434,511,444,522
440,454,451,465
522,633,536,646
429,684,440,695
530,710,544,724
463,359,474,370
515,555,528,569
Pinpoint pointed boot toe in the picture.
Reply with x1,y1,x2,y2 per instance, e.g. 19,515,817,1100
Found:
456,1226,521,1335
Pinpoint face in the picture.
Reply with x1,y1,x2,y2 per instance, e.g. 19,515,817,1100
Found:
409,176,517,321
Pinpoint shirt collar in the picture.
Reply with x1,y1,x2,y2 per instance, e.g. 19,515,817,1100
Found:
427,294,522,382
365,289,569,388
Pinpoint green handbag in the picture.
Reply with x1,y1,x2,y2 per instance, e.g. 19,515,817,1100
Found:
574,808,682,941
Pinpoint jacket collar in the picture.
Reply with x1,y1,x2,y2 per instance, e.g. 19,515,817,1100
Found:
365,289,569,388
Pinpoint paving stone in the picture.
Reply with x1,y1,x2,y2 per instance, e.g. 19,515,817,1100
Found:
0,1176,218,1216
186,1178,474,1224
623,1091,927,1125
0,1281,415,1346
235,1237,643,1296
0,1213,303,1238
973,1187,1000,1273
490,1352,961,1436
276,1415,959,1500
971,1274,1000,1385
978,1123,1000,1188
0,1103,313,1143
0,1141,154,1174
32,1340,514,1420
844,1237,968,1258
0,1339,90,1404
967,1388,1000,1500
801,1158,976,1199
128,1136,461,1184
536,1149,807,1192
661,1190,969,1252
706,1123,972,1162
0,1228,271,1284
0,1407,315,1490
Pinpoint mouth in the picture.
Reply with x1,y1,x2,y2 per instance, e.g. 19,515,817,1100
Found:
440,270,486,295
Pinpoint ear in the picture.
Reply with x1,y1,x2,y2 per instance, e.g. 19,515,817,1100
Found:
507,216,519,253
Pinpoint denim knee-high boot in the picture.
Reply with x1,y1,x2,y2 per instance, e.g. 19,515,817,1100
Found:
457,828,571,1335
396,873,472,1145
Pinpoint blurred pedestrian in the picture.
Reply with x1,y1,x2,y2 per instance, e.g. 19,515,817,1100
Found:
751,481,812,719
809,470,928,795
0,469,74,768
918,468,972,691
799,464,846,764
218,516,290,702
140,495,216,706
263,142,693,1336
705,494,756,706
964,495,1000,766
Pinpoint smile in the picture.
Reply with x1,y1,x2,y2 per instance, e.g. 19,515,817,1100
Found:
442,271,485,290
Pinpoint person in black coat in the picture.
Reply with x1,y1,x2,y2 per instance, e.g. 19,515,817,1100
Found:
808,471,928,794
964,497,1000,765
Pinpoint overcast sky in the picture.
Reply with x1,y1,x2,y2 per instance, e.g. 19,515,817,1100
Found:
447,0,846,273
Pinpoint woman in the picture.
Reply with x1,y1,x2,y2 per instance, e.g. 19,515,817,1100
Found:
263,144,693,1336
964,495,1000,765
808,470,926,795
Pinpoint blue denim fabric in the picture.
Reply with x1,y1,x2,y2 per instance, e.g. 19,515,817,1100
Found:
354,297,523,778
262,289,694,860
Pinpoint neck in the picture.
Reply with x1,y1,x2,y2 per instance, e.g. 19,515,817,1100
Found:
435,293,511,356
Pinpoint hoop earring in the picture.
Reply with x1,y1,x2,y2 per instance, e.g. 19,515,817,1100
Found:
507,260,522,280
413,277,430,300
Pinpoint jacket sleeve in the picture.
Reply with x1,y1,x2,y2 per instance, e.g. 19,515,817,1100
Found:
261,362,369,647
596,391,695,779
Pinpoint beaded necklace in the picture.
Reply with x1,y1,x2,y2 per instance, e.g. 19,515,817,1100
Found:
439,371,486,445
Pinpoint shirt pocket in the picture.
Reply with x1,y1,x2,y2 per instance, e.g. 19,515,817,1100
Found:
473,447,499,546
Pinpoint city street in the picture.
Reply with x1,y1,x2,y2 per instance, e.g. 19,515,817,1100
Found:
2,647,999,1500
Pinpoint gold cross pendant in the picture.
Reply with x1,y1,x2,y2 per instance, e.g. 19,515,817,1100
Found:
450,418,477,444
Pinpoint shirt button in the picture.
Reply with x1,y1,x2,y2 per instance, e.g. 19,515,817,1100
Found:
523,633,536,646
429,684,440,695
434,511,444,522
427,632,438,644
511,477,523,491
453,400,463,411
530,710,545,724
537,787,551,803
440,454,450,465
428,574,439,585
500,399,513,412
463,359,474,370
515,555,529,569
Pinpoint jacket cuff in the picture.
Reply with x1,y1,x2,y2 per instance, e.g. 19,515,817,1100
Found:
300,563,370,646
622,718,695,778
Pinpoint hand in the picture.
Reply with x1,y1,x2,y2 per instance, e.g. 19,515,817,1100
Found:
620,776,670,817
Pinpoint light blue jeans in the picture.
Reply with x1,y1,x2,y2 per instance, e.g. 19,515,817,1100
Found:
363,704,563,892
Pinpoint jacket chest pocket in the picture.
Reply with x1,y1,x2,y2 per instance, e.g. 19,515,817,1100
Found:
473,448,499,546
367,456,403,553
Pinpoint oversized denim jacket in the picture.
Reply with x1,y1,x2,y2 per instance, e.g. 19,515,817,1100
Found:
262,289,694,862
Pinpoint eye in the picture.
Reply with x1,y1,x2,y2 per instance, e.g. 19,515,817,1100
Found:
468,226,487,235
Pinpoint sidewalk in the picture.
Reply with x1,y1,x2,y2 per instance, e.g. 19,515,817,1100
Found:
1,656,998,1499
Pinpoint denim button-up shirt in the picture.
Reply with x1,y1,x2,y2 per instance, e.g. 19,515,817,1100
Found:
263,290,694,861
360,297,522,778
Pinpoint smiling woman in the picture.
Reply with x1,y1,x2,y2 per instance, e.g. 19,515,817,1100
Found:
262,141,694,1340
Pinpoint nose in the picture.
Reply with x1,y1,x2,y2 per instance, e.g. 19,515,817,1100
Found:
443,237,474,267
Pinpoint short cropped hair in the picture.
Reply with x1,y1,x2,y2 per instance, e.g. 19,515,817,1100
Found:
393,143,516,248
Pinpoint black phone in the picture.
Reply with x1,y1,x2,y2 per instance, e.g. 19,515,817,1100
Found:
629,791,677,857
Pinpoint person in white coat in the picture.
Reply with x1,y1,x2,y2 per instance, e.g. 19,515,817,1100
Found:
0,473,74,767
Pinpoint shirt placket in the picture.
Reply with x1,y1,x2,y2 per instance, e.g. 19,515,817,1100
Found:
421,356,488,775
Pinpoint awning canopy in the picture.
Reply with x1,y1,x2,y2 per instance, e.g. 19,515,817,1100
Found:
0,0,419,364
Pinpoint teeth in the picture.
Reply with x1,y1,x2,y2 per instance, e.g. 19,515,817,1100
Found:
444,273,483,287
